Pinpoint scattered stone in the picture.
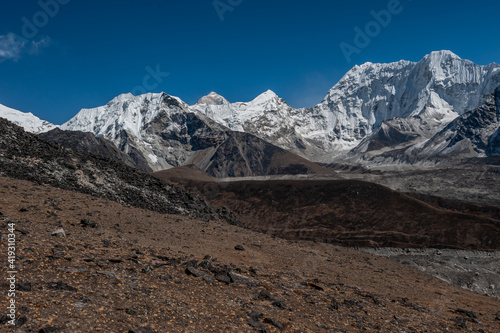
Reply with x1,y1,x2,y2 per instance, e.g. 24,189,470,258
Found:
453,316,467,328
229,271,257,286
455,308,478,320
80,218,97,228
19,207,28,212
51,228,66,237
215,271,231,284
73,302,87,308
97,271,118,278
257,290,275,301
272,301,287,309
47,281,77,292
141,265,153,273
15,315,28,328
329,298,340,310
0,314,9,324
247,318,267,332
304,281,324,291
496,313,500,321
185,266,215,284
17,282,32,291
248,311,263,321
263,317,283,330
184,259,199,268
109,258,123,263
38,326,64,333
128,327,154,333
198,260,215,272
235,245,245,251
203,254,212,260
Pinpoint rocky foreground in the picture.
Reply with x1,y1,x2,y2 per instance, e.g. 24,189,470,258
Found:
1,177,500,332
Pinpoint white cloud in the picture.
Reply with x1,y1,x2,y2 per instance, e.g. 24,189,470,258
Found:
0,33,52,62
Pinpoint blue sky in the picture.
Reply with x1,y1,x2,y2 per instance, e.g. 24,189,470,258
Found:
1,0,499,124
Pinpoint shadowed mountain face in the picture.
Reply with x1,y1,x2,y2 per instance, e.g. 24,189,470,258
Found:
343,88,500,164
0,118,238,223
38,128,153,172
156,170,500,251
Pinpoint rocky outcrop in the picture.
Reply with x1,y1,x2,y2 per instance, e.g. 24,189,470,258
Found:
38,128,152,172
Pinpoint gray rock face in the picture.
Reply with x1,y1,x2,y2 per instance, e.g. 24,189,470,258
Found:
358,247,500,299
416,87,500,159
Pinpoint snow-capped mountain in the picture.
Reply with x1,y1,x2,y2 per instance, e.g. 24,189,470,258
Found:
190,90,323,159
415,87,500,159
61,92,322,176
192,51,500,162
0,103,56,134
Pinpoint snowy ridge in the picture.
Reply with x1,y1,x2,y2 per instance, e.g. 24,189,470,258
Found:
192,51,500,161
0,103,56,134
62,93,188,140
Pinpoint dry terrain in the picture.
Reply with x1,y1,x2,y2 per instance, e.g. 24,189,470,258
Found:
1,176,500,332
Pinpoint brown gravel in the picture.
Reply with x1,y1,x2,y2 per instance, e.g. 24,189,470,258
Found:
1,176,500,332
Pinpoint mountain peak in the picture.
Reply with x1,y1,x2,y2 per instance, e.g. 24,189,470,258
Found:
251,90,279,104
422,50,462,64
196,92,230,106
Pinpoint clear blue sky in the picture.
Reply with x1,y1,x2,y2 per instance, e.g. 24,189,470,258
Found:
1,0,499,124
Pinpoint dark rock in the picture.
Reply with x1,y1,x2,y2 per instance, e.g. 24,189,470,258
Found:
198,260,215,272
229,271,257,286
496,313,500,321
46,281,77,292
235,245,245,251
263,317,283,330
329,298,340,310
15,316,28,328
453,316,467,328
19,207,28,212
17,282,32,291
109,258,123,263
184,259,199,268
80,218,97,228
257,290,275,301
0,314,9,324
185,266,215,284
247,318,267,332
38,327,64,333
455,308,477,319
215,271,232,284
272,301,287,309
128,327,154,333
249,311,263,321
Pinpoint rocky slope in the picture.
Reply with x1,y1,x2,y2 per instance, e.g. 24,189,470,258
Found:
2,176,500,332
38,128,152,172
0,117,238,223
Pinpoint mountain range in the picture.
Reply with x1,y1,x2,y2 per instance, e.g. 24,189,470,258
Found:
1,50,500,173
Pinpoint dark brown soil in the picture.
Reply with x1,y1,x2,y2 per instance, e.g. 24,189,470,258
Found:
154,169,500,251
1,176,500,332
